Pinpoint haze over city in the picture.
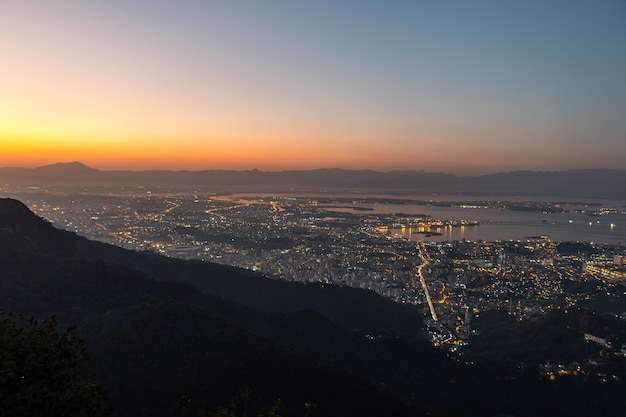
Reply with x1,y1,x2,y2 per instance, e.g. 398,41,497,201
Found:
1,1,625,174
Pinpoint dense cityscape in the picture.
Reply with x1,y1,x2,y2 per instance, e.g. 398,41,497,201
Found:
7,187,626,371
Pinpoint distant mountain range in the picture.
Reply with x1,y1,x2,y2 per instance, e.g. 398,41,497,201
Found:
2,162,626,198
2,197,625,417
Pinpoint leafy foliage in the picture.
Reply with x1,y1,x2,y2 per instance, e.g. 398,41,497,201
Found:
0,312,110,417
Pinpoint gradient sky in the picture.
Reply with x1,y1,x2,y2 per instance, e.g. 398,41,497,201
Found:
1,1,625,175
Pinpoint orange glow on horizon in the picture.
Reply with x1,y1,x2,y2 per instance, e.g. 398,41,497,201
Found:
0,128,536,175
0,141,392,172
0,96,589,175
1,3,624,177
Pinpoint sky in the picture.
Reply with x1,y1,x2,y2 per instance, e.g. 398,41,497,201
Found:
1,1,625,175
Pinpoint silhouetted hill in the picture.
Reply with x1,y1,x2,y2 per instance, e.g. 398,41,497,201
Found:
0,162,102,183
469,169,626,199
0,198,423,337
33,161,96,175
0,202,430,415
465,308,626,365
2,198,625,416
2,163,626,198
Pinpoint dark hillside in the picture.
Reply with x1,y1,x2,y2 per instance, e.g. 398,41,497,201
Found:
0,258,426,416
0,198,424,337
465,308,626,372
0,200,428,416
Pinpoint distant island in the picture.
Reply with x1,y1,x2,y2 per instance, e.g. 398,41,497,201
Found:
1,161,626,199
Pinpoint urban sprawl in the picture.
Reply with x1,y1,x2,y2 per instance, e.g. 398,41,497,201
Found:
8,188,626,381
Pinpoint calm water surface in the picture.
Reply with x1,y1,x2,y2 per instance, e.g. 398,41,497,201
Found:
224,193,626,244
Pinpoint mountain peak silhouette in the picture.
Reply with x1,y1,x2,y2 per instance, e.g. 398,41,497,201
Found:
0,198,64,255
34,161,95,173
0,198,45,227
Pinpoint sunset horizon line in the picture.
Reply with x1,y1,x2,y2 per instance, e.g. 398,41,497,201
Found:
2,160,624,178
